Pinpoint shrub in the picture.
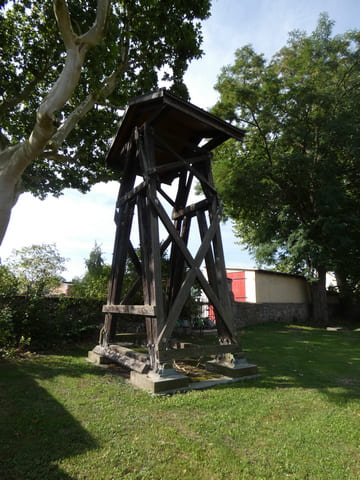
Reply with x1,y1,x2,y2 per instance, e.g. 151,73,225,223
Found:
0,294,103,350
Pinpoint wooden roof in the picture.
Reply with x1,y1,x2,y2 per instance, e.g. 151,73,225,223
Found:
106,89,245,179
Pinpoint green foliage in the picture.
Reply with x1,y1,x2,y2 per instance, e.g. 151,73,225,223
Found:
0,251,102,351
0,264,19,296
0,266,21,350
5,243,67,295
72,243,112,300
0,0,211,197
33,296,103,346
212,14,360,300
0,305,16,349
0,294,103,351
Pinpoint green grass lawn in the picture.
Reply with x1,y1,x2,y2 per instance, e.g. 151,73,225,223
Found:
1,323,359,480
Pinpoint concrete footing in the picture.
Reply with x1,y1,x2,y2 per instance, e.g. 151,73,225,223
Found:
88,350,112,365
88,348,259,394
206,357,258,378
130,369,189,394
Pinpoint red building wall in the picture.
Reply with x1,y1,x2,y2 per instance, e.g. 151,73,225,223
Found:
207,271,246,322
227,271,246,302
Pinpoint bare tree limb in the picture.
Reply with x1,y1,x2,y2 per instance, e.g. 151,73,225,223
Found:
53,0,76,49
50,60,127,148
2,0,111,184
38,0,111,133
81,0,111,47
0,0,115,244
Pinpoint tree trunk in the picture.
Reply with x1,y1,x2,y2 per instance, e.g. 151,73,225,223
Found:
310,266,328,327
0,0,111,245
335,269,353,306
0,146,27,245
0,177,20,246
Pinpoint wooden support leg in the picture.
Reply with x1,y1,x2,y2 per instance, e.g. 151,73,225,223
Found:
195,158,237,343
102,135,137,346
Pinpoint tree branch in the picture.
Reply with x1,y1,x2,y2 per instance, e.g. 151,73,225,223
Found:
50,60,128,148
6,0,111,184
249,108,273,167
53,0,76,49
0,74,43,118
80,0,111,47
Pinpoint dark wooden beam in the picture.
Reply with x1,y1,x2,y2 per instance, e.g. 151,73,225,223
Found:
158,343,244,362
172,199,210,220
103,132,138,345
102,305,156,316
147,153,210,177
153,134,216,194
152,199,230,344
116,181,147,208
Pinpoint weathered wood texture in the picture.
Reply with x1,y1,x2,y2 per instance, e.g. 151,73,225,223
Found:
101,90,245,370
93,345,150,373
103,305,156,316
158,344,245,362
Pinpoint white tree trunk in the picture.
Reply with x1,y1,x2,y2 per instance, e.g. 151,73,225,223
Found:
0,0,110,246
0,161,22,245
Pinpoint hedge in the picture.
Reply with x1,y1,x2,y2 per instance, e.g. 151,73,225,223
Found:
0,295,104,350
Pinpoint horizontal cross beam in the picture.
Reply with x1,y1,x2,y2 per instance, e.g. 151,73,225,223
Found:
158,344,244,362
102,305,156,316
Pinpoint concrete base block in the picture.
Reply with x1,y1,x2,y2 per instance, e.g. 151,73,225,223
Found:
206,359,258,378
130,370,189,394
88,350,112,365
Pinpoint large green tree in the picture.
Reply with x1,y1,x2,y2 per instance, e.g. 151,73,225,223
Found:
71,242,111,299
0,0,211,243
5,243,67,294
212,14,360,324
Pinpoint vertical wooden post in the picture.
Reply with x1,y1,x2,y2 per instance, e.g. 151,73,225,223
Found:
137,124,166,368
167,172,193,312
195,157,236,342
102,135,137,346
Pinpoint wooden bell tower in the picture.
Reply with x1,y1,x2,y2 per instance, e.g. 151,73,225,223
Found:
91,90,257,389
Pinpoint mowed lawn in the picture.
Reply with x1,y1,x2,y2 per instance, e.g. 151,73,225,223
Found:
1,323,359,480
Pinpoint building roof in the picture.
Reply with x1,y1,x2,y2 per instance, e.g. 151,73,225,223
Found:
106,89,245,183
226,267,306,280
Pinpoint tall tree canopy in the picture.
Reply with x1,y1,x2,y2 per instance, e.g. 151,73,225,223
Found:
212,14,360,323
0,0,211,243
71,242,111,299
5,243,67,294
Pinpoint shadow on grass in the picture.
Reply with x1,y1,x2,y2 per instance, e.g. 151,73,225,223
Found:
235,323,360,404
0,356,98,480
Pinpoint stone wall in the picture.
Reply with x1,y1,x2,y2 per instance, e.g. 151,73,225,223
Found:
232,302,311,328
232,301,360,327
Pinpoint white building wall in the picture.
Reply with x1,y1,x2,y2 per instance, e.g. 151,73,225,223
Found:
254,271,311,303
244,270,257,303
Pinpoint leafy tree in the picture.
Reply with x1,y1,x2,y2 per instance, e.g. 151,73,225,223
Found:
72,243,146,302
0,265,20,348
212,14,360,324
5,243,67,294
0,265,19,297
0,0,211,244
72,242,111,299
